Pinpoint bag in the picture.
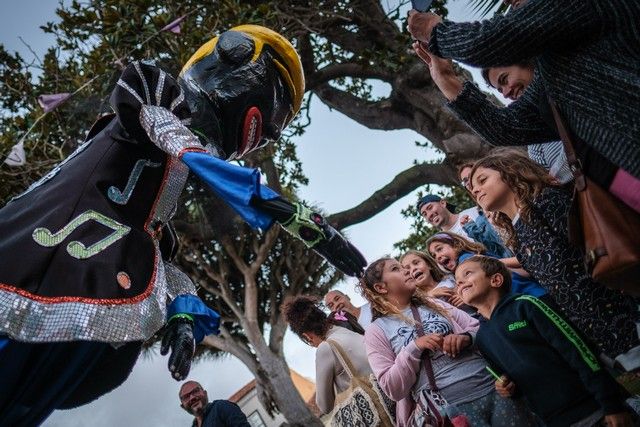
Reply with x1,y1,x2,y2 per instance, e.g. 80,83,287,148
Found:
549,99,640,295
328,340,395,427
408,306,471,427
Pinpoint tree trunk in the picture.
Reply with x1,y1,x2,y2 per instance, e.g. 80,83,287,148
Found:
256,348,324,426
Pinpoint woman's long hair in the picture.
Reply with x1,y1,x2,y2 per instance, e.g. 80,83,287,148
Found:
357,257,448,323
399,250,445,284
469,150,558,247
426,231,487,258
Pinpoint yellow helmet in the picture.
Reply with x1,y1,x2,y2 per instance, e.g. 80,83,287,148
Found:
179,25,305,159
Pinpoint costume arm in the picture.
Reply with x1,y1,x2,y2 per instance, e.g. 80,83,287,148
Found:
518,295,628,415
315,342,338,414
365,324,422,401
429,0,606,67
110,61,195,147
447,78,558,147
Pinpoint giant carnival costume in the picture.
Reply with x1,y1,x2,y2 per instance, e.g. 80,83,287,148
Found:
0,25,366,425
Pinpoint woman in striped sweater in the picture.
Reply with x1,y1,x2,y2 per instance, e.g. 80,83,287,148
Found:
408,0,640,212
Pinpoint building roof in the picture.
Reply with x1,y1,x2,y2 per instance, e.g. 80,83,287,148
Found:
228,369,315,404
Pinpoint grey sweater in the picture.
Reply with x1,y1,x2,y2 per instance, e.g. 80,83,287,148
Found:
429,0,640,178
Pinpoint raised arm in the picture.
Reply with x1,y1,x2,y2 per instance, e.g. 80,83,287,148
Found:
426,0,608,68
413,46,558,147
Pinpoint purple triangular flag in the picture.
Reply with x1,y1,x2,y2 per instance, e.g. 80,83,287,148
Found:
37,93,72,113
4,141,26,166
161,15,186,34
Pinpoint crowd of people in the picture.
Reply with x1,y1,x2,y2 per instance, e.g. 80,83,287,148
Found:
284,0,640,425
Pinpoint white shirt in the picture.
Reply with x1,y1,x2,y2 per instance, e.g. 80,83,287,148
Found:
357,303,373,329
445,207,480,240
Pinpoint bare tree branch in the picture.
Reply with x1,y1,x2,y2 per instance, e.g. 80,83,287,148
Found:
328,161,455,229
313,83,415,131
307,62,393,90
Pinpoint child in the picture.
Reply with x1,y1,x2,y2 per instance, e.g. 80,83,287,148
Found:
426,231,547,298
400,250,458,301
455,255,633,427
361,257,534,426
469,151,639,365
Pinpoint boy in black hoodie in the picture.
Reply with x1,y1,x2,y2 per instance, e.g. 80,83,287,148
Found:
455,255,633,427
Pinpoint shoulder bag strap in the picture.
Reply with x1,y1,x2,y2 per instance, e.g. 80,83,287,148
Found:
410,305,439,392
548,97,586,191
327,339,356,380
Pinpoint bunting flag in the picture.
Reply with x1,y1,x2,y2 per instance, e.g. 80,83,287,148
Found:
37,93,72,113
161,15,186,34
4,141,26,167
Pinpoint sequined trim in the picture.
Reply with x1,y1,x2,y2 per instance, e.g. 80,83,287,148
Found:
170,90,185,113
116,79,144,104
145,156,189,234
0,246,167,343
108,158,161,205
139,105,204,158
155,70,167,105
33,210,131,259
133,61,151,104
164,263,197,300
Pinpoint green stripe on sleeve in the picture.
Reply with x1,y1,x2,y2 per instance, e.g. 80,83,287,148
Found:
516,295,600,372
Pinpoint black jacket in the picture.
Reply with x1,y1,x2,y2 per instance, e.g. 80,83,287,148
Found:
192,400,251,427
476,294,628,427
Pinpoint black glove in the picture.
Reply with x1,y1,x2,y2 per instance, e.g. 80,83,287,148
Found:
282,203,367,277
250,197,367,277
160,316,195,381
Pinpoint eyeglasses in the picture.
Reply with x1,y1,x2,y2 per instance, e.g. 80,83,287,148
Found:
180,386,202,402
460,177,470,189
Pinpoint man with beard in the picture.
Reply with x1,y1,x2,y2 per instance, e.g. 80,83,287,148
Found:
179,381,249,427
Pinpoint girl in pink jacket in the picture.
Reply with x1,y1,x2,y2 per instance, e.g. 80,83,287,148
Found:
361,257,534,426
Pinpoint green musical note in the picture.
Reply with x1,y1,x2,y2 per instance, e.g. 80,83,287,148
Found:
33,210,131,259
108,159,161,205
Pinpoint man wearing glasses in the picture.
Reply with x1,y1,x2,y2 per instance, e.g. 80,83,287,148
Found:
179,381,250,427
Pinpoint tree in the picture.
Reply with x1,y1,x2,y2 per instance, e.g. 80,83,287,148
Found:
0,0,499,423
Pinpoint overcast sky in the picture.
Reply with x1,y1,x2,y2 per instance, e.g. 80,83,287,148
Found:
0,1,496,425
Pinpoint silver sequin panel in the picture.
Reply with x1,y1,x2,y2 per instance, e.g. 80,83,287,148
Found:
0,246,168,343
164,262,197,300
148,155,188,231
139,105,204,158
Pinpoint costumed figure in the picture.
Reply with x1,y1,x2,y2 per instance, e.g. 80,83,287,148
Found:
0,25,366,426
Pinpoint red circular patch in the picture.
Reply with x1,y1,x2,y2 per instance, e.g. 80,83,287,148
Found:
117,272,131,289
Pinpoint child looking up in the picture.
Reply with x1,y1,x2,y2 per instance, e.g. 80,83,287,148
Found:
455,255,633,427
361,257,534,426
426,231,546,298
469,151,639,365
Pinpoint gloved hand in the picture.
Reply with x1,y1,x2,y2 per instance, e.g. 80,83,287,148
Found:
282,203,367,277
160,315,195,381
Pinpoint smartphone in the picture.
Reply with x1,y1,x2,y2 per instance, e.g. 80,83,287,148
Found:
411,0,433,12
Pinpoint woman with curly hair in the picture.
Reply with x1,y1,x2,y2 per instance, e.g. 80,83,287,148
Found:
283,296,372,415
361,257,534,426
469,151,639,367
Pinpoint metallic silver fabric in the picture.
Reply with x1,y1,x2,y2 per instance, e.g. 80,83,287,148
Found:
164,262,197,300
0,246,168,343
139,105,203,158
147,155,188,230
